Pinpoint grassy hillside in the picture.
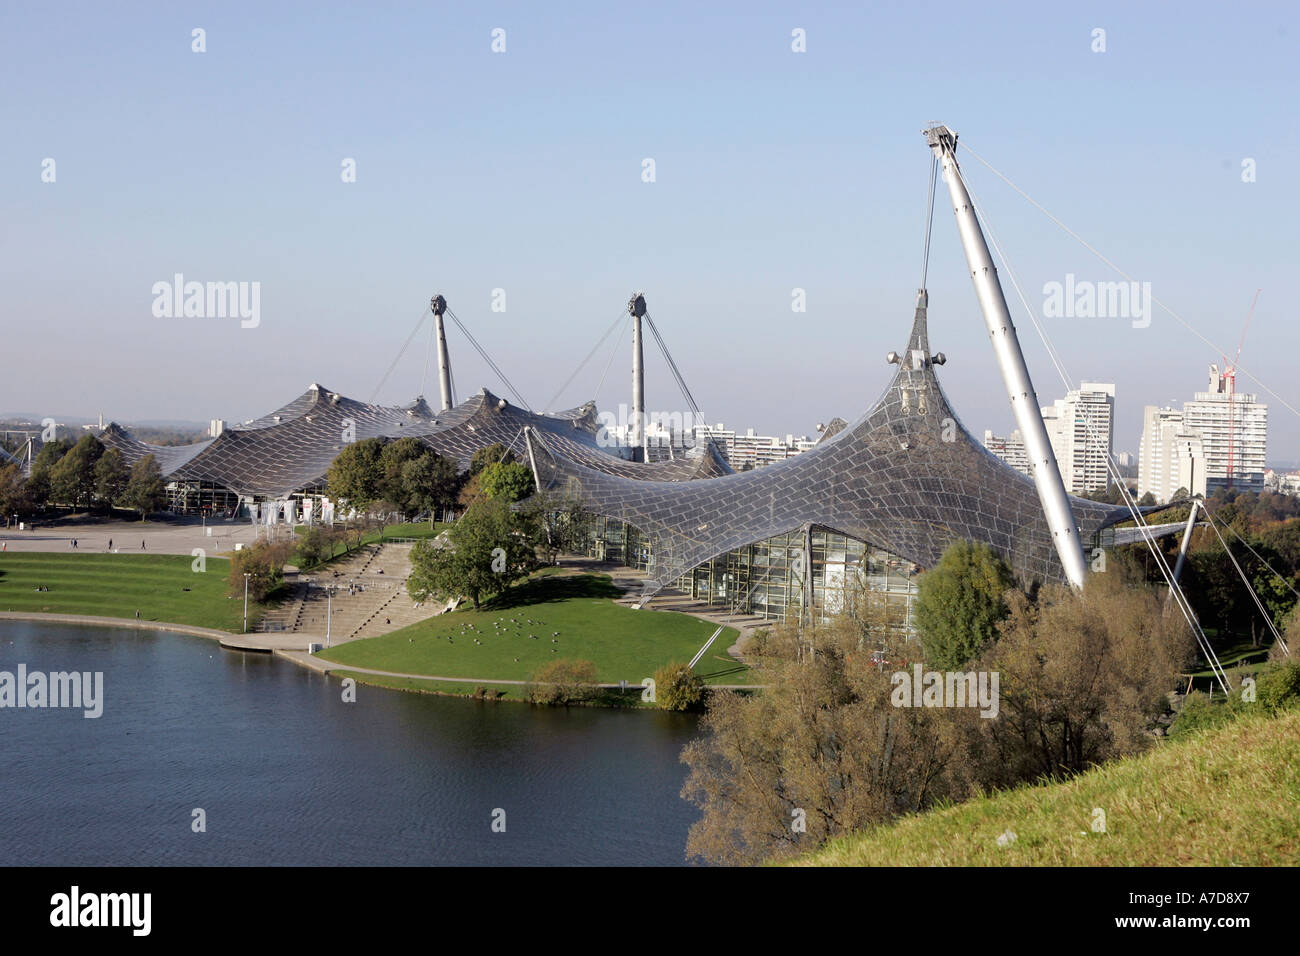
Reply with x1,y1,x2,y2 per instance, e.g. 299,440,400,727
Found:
0,552,249,631
789,708,1300,866
319,573,748,686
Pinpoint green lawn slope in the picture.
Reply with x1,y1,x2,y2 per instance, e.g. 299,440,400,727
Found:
789,708,1300,866
0,552,249,631
318,573,749,686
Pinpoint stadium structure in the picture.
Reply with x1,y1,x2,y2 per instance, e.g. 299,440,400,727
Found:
83,126,1182,626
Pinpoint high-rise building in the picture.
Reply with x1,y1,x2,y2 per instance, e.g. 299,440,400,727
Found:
1137,406,1206,503
1040,382,1115,495
982,428,1030,476
1182,365,1268,493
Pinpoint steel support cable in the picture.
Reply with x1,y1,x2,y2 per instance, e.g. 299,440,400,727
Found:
958,140,1300,425
594,313,630,404
1207,509,1300,603
371,305,432,404
980,191,1231,693
420,312,435,399
920,155,938,289
543,308,630,412
967,178,1232,694
644,311,725,457
1202,507,1291,656
644,313,703,418
444,308,532,411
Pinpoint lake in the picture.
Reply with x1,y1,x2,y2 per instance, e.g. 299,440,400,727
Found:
0,621,704,865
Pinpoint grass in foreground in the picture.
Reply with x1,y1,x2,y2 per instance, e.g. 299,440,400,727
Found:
0,552,250,631
788,707,1300,866
318,573,748,686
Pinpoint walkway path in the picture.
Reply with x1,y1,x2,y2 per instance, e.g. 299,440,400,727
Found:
276,649,762,689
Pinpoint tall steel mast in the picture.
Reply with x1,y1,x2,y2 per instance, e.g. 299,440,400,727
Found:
629,291,648,462
925,125,1089,588
430,294,454,412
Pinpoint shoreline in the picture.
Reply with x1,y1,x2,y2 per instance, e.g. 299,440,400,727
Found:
0,611,763,704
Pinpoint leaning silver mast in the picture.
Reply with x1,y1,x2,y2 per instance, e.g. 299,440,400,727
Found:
925,125,1088,588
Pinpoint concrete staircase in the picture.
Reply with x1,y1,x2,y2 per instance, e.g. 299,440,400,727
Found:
290,542,444,645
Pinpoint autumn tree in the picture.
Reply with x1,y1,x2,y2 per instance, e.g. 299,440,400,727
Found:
681,617,967,865
970,569,1195,785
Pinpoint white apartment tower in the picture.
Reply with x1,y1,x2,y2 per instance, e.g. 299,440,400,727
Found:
1040,382,1116,495
1182,364,1268,493
1138,406,1207,503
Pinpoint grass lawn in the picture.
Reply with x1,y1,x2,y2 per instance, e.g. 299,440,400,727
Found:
318,573,750,686
0,552,252,631
787,707,1300,866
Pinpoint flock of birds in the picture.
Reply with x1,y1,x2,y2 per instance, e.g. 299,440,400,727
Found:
409,615,563,662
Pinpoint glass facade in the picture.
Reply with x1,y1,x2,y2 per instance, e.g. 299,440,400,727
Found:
585,516,919,625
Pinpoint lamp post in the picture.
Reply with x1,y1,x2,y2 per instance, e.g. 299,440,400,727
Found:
325,584,333,647
243,572,251,633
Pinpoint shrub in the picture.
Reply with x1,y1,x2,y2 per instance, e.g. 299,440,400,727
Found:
229,539,292,602
654,662,704,711
525,659,600,705
1256,659,1300,712
1168,691,1242,738
296,526,337,568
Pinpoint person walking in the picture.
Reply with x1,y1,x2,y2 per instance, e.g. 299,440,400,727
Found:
141,540,145,550
108,538,113,550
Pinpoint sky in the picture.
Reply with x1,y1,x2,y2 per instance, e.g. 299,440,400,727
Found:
2,1,1298,461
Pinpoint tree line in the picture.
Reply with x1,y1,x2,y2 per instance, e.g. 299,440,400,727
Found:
0,434,167,521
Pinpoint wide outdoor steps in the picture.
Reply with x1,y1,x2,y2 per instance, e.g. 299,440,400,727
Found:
288,542,443,645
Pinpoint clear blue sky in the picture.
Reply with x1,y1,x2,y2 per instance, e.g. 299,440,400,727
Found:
2,1,1298,460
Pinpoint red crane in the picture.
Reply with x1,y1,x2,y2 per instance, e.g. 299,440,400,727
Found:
1223,289,1261,491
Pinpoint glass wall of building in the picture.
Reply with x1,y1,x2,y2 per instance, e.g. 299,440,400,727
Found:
583,518,919,626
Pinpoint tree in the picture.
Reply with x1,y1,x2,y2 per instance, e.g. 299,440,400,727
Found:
399,449,459,521
478,460,534,503
123,454,167,518
229,538,292,602
326,438,384,515
525,659,601,705
94,448,129,508
48,434,104,510
681,617,965,865
25,438,72,509
972,570,1194,784
1137,491,1157,507
518,489,592,564
469,443,514,478
377,437,426,513
0,463,31,520
407,497,537,608
654,662,704,711
913,540,1014,669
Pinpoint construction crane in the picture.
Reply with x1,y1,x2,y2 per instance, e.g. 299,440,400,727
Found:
1223,289,1261,491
